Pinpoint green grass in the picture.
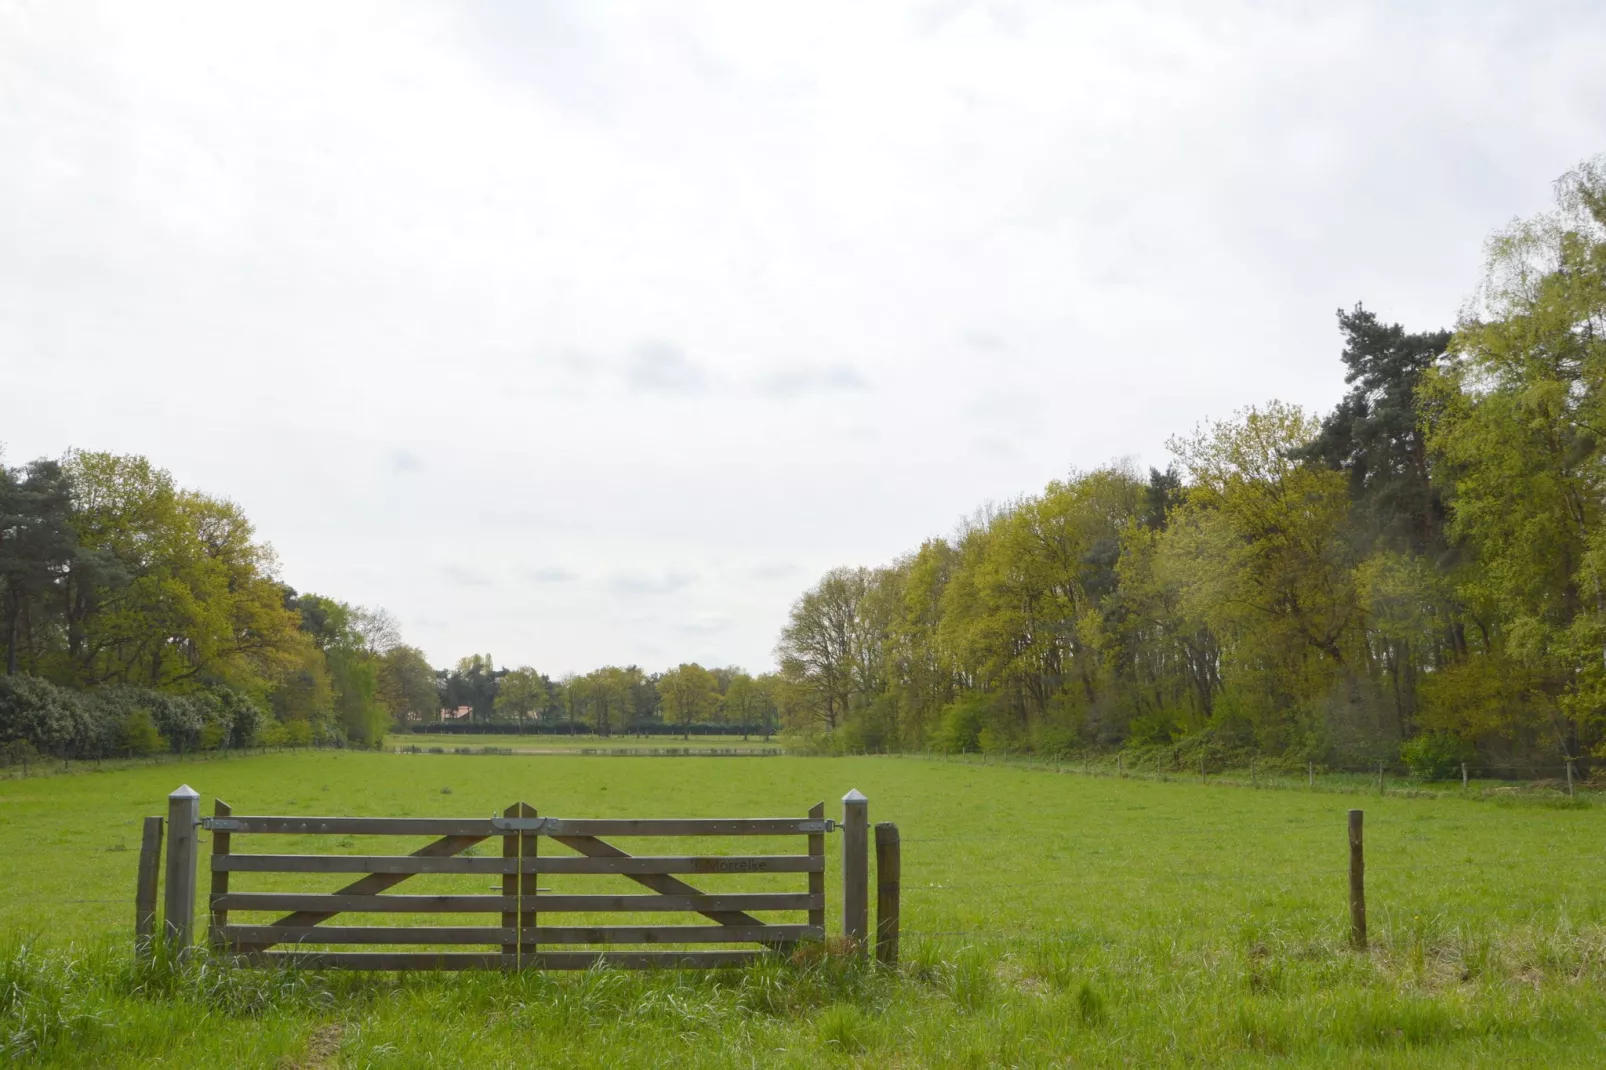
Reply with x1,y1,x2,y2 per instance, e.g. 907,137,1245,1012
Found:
4,752,1606,1065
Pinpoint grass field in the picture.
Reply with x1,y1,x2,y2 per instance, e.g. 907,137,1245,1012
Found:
386,732,782,754
3,752,1605,1066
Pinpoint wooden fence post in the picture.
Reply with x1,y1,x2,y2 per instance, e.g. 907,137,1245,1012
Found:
164,784,200,951
1566,758,1575,797
208,799,231,953
1348,809,1366,950
518,803,539,967
875,822,901,966
1377,762,1384,795
501,802,520,969
1461,762,1468,790
1250,758,1257,789
842,789,869,952
808,802,826,941
134,816,164,959
1308,761,1314,789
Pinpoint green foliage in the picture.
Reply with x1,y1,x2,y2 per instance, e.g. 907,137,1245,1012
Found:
934,694,987,754
0,674,266,759
118,709,164,757
754,156,1606,773
658,663,718,739
1401,733,1475,781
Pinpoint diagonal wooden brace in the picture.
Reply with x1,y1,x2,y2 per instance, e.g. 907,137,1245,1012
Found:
551,835,764,927
227,833,491,951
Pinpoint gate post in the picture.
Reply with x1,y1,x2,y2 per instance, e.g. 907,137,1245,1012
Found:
164,785,200,952
875,822,900,966
842,789,869,952
1348,809,1367,950
134,816,164,959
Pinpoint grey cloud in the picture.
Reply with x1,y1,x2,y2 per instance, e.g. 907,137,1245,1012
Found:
748,562,801,581
441,564,493,587
390,448,425,473
755,362,868,398
627,341,708,393
964,331,1006,353
972,435,1018,460
965,389,1042,427
607,570,698,596
526,567,576,583
676,617,730,636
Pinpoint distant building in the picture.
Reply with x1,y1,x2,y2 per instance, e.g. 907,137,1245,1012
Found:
440,706,473,722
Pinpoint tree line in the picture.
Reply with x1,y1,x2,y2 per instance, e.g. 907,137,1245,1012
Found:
0,450,782,755
0,450,435,758
774,157,1606,774
431,655,781,740
5,157,1601,772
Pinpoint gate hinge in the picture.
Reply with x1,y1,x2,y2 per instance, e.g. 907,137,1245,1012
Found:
202,817,242,831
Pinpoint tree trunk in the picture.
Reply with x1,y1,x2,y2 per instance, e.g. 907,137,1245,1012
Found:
4,600,17,675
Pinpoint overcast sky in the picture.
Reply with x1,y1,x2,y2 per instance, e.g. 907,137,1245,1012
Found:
3,1,1604,676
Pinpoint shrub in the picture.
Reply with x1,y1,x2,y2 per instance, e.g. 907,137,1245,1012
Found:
934,695,988,754
120,710,166,757
0,675,96,758
1401,732,1475,781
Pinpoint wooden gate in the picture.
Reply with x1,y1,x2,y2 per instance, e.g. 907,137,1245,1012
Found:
198,800,831,969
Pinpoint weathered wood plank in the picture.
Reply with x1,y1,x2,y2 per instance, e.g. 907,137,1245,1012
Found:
550,834,765,927
213,817,501,836
542,818,823,836
527,894,817,913
216,855,513,874
222,924,823,946
208,800,232,953
214,892,818,913
842,790,868,951
875,822,900,967
540,854,819,875
518,801,538,959
226,925,513,945
238,950,768,970
238,951,502,970
134,816,164,958
213,816,823,837
213,854,821,875
263,833,487,930
522,925,822,945
501,803,520,967
164,786,200,949
807,802,825,934
218,893,517,913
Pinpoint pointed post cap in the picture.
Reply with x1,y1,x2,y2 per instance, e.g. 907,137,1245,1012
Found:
170,784,199,799
843,788,867,803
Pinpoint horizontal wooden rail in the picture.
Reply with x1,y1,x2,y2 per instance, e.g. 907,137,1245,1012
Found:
215,892,821,914
524,924,821,944
541,819,823,837
228,925,512,945
222,924,823,946
217,893,516,913
207,816,826,837
214,854,822,876
234,950,767,970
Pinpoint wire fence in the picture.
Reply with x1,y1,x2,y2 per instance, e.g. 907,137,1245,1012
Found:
908,751,1595,799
